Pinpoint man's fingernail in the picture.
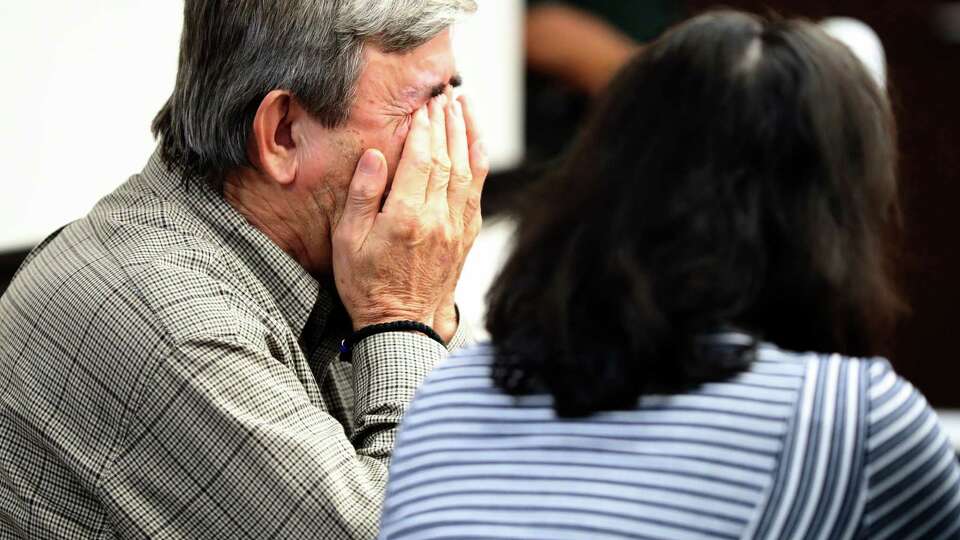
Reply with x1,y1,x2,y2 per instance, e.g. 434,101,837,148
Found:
358,150,381,175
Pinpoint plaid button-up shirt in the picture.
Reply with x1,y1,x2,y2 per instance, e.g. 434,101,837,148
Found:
0,150,467,539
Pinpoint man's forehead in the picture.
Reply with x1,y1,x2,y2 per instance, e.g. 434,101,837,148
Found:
360,29,458,104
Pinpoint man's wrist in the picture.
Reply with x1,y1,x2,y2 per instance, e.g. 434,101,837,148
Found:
351,313,434,332
433,302,459,344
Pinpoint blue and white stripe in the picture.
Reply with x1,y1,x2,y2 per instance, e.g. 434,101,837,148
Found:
379,341,960,539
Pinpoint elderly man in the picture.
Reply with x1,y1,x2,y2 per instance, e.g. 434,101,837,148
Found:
0,1,484,538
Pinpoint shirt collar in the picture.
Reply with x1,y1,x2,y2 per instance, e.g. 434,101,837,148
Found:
139,149,331,337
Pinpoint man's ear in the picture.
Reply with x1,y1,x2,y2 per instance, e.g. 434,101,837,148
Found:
251,90,301,185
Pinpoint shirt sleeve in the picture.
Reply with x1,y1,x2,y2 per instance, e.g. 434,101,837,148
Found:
857,358,960,539
98,331,447,540
350,331,448,458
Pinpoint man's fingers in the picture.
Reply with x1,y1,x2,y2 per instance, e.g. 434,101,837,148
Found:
338,148,387,243
426,95,452,205
386,106,431,212
458,95,488,183
446,97,472,218
458,95,489,225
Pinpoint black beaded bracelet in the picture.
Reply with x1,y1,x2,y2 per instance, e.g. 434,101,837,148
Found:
339,320,445,361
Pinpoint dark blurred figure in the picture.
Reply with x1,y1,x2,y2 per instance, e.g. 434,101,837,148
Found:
379,11,960,539
484,0,682,215
524,1,680,156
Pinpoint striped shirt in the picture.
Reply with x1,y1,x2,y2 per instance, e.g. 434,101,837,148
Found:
379,341,960,539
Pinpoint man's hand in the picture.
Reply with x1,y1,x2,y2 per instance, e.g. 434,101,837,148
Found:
332,94,488,343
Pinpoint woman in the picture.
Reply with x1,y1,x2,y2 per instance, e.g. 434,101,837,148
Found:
380,11,960,539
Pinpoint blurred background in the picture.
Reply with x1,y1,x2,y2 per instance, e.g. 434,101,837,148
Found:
1,1,957,437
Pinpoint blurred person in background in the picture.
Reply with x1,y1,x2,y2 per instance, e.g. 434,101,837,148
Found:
484,0,681,215
381,10,960,539
524,0,680,154
0,1,488,538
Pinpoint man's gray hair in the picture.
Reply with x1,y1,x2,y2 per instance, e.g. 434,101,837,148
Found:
152,0,477,184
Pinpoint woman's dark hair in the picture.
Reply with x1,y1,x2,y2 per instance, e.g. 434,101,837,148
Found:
486,10,903,417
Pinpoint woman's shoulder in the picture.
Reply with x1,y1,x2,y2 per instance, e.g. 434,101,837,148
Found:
749,344,930,440
424,340,901,403
426,339,930,424
407,342,512,406
751,344,929,416
425,341,498,383
729,345,960,538
433,340,910,395
752,342,899,395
